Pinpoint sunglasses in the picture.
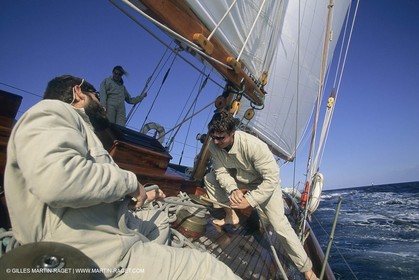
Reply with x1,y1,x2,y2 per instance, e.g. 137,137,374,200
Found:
210,135,226,141
114,71,123,76
87,90,100,101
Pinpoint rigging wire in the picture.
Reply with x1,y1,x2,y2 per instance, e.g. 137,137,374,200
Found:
114,0,234,71
177,92,198,165
0,82,42,98
318,0,360,166
126,42,174,126
140,50,179,131
109,0,224,90
166,73,210,153
164,66,206,149
311,213,359,280
160,101,215,144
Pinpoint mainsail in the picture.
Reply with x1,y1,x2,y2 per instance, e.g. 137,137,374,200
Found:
233,0,351,161
185,0,284,81
118,0,352,162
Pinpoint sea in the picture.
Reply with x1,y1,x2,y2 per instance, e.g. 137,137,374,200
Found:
310,181,419,279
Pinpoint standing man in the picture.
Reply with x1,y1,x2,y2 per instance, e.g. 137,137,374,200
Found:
204,111,318,280
99,65,146,126
5,75,240,279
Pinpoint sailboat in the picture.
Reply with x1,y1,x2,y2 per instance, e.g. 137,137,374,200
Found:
0,0,359,279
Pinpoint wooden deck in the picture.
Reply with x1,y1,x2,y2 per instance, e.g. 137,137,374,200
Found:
175,207,304,280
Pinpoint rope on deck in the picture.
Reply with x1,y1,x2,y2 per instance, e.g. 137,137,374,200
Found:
142,191,208,251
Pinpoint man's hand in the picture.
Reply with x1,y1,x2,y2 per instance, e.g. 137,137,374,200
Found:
230,189,250,209
146,189,166,202
231,197,250,209
139,91,147,100
129,182,147,208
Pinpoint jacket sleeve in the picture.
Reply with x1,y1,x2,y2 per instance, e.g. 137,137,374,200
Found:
124,87,137,104
13,102,138,208
244,141,280,207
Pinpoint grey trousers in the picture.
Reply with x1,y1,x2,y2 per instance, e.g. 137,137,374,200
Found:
204,171,312,273
106,100,127,126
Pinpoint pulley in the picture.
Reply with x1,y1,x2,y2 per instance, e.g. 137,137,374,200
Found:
244,108,255,120
214,96,226,110
229,100,241,114
327,97,335,108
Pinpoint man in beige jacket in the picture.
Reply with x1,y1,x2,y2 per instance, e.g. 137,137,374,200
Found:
5,75,239,279
204,111,318,280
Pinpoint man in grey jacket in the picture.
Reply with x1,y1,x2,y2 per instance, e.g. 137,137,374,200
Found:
204,111,318,280
99,65,146,126
5,75,239,279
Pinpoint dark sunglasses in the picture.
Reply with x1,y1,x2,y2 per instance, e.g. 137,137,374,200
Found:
114,71,123,76
87,90,100,101
211,135,226,141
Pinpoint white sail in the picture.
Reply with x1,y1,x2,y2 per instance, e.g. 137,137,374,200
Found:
185,0,351,160
235,0,351,160
121,0,351,161
185,0,283,81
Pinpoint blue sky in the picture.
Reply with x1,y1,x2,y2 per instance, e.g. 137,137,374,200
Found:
1,0,418,190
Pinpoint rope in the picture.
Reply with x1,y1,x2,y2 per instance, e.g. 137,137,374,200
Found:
236,0,268,61
208,0,237,41
140,192,208,251
0,82,42,98
291,0,302,198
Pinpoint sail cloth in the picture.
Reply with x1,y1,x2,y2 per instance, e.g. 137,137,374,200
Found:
187,0,351,160
186,0,283,81
240,0,351,161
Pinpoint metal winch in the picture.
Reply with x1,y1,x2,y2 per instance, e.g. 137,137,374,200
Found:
173,205,207,238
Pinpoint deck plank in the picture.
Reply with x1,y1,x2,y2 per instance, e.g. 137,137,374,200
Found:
180,207,303,280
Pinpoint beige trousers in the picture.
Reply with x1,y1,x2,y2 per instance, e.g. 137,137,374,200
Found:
204,171,312,273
